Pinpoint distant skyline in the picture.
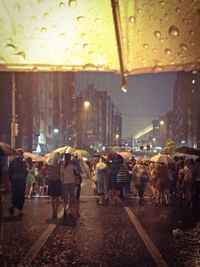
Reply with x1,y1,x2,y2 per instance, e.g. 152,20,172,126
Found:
75,72,177,139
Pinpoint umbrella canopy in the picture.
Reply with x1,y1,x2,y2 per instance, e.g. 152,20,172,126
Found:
0,0,199,77
0,142,17,156
23,151,37,160
118,151,133,159
47,146,75,165
33,156,46,162
150,154,174,165
175,146,200,157
75,149,91,159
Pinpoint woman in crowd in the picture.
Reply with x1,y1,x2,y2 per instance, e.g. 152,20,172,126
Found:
95,156,108,205
26,157,36,199
47,153,61,219
60,153,77,217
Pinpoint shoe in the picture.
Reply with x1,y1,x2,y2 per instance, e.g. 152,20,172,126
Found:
9,207,14,215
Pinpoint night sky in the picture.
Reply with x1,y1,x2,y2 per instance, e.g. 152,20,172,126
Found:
75,72,177,139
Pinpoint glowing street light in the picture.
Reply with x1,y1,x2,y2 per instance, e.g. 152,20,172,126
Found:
84,101,90,108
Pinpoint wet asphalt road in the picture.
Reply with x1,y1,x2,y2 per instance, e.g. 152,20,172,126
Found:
1,180,200,267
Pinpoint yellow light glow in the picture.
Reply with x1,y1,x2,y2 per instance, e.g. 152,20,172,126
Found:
0,0,199,74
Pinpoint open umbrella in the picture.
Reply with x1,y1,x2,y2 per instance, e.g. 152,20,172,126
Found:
75,149,91,159
23,151,37,160
0,0,200,85
118,151,133,159
0,142,17,156
175,146,200,157
150,154,174,165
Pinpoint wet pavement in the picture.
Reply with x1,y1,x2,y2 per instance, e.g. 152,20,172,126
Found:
1,180,200,267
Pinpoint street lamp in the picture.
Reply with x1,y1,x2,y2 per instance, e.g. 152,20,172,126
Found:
83,101,90,148
53,128,59,148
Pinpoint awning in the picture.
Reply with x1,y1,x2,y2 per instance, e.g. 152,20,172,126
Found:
0,0,199,76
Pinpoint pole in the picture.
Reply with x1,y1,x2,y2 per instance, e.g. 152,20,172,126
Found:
11,73,16,149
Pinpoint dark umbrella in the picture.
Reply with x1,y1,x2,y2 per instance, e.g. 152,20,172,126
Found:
175,146,200,157
0,142,17,156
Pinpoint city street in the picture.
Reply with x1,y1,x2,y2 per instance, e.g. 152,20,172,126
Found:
1,179,200,267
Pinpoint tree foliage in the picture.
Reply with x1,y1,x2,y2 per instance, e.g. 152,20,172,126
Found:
161,139,176,155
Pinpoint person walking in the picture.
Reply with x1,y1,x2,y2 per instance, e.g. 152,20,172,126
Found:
95,156,107,205
116,155,128,202
60,153,77,217
26,157,36,199
47,153,61,219
8,149,28,216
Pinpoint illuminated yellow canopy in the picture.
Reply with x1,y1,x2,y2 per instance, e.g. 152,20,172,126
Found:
0,0,200,74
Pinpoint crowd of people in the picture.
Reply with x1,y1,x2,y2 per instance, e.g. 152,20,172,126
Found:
93,154,200,209
0,149,88,219
1,149,200,222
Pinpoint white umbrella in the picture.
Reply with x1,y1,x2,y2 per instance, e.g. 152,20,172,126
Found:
150,154,174,165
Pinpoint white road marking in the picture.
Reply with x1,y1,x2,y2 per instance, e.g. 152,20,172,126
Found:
125,206,168,267
21,209,64,266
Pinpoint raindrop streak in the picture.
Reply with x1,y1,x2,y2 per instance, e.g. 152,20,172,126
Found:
129,16,135,23
68,0,77,8
6,44,17,50
168,25,179,37
165,48,172,55
15,51,26,59
154,31,161,38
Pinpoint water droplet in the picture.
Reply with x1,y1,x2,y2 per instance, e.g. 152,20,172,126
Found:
189,30,194,35
137,8,141,13
197,9,200,15
153,48,157,52
159,1,165,6
68,0,76,8
14,3,20,12
41,27,47,32
164,13,168,19
143,43,148,49
152,65,163,72
43,12,49,18
165,48,172,55
59,2,65,8
77,16,84,22
95,18,100,23
83,43,89,50
129,16,135,23
160,38,164,43
154,31,161,38
137,30,142,34
190,41,195,46
180,43,187,51
176,7,181,13
168,25,179,37
183,18,187,24
160,19,164,23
